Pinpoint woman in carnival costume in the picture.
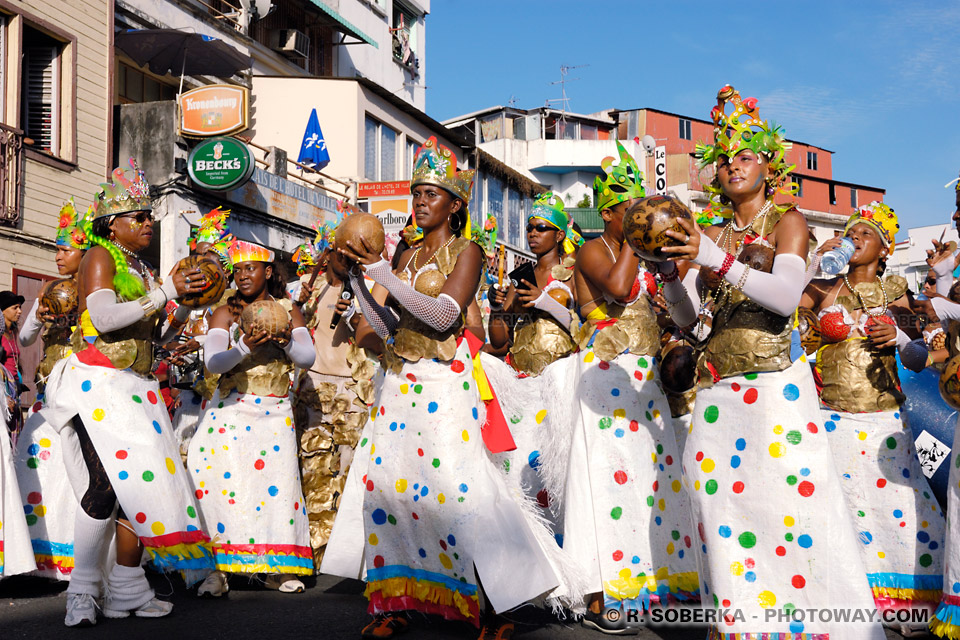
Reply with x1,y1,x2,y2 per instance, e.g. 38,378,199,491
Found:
188,238,315,596
801,202,942,635
13,199,93,580
168,207,235,457
290,220,378,573
662,86,884,639
484,193,582,558
324,137,563,640
567,141,699,633
41,159,214,627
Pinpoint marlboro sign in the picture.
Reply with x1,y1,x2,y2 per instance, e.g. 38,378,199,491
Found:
178,85,248,137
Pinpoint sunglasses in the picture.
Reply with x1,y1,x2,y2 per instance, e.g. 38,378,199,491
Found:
925,279,937,286
119,211,153,224
526,223,556,233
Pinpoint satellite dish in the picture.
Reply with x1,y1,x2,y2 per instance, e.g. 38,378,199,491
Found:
240,0,275,19
640,135,657,153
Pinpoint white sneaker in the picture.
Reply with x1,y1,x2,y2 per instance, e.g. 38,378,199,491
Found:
64,593,98,627
264,573,305,593
102,597,174,619
197,570,229,597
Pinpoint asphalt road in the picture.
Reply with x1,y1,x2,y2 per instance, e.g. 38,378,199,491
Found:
0,573,909,640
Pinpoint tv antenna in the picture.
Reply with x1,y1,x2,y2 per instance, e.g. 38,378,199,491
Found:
507,95,518,108
545,64,588,119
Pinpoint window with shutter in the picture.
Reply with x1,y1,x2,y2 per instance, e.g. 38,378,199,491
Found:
22,29,61,156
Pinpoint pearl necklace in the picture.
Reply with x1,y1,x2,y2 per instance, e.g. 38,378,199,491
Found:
730,199,774,232
842,274,888,319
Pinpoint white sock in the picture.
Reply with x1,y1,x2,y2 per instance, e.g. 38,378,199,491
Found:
104,563,154,611
66,511,112,597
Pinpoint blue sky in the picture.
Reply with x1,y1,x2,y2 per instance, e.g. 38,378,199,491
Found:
425,0,960,233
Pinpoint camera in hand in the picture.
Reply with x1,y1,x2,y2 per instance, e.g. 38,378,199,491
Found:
508,262,537,290
330,279,354,329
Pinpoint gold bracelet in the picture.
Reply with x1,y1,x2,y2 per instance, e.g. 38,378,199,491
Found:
138,295,157,316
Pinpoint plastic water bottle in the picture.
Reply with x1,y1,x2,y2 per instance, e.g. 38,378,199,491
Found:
820,237,856,275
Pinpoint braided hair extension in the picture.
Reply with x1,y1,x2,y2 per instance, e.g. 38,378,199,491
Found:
86,217,146,301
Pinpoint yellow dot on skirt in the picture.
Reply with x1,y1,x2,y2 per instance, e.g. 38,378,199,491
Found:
877,551,886,559
370,407,377,421
285,417,292,426
701,459,715,473
730,562,744,576
858,431,868,441
165,458,176,475
646,371,654,381
151,521,165,536
368,533,378,545
651,453,658,463
694,480,701,491
757,590,776,608
370,444,376,455
613,409,626,420
671,480,681,493
584,352,595,363
92,408,105,421
535,409,547,424
619,568,631,579
773,424,783,435
666,542,675,554
438,493,446,504
34,505,46,517
652,409,660,419
922,520,929,528
768,442,785,458
39,438,51,447
439,553,453,570
396,479,407,493
658,498,665,511
783,516,795,527
461,430,469,442
400,384,409,394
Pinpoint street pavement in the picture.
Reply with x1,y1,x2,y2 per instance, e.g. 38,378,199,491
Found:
0,573,908,639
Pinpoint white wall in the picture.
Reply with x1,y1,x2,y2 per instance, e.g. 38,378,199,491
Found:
886,223,960,290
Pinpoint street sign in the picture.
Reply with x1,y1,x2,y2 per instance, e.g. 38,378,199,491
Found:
187,137,255,191
179,85,249,137
358,181,410,198
654,146,667,195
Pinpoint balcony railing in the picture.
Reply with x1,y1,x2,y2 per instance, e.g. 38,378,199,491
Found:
0,124,23,227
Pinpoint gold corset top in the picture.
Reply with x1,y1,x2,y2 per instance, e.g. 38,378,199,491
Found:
576,295,660,363
388,237,472,367
219,297,294,397
76,268,159,376
36,321,74,384
817,338,903,412
510,262,577,376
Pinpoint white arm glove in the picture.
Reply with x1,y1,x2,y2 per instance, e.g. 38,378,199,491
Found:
803,253,822,288
531,291,573,327
931,297,960,323
694,235,806,317
203,327,249,374
658,262,697,327
283,326,316,369
85,279,177,333
933,258,954,296
897,331,928,373
365,259,462,331
350,270,398,339
682,267,702,314
18,298,42,346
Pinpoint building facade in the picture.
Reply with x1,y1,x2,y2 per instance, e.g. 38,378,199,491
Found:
445,105,886,243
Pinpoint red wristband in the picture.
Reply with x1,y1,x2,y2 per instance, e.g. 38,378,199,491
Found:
659,264,680,283
715,252,735,279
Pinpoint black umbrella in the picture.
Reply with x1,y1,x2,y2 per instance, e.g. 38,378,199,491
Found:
115,29,252,78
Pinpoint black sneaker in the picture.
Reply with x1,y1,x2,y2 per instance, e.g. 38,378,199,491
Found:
580,608,639,635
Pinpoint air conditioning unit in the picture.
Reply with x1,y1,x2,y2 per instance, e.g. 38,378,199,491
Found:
269,29,309,58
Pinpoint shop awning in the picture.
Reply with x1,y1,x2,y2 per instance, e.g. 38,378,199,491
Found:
307,1,378,48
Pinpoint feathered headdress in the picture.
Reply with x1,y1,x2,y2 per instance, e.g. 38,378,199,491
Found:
94,158,151,219
190,207,231,249
56,198,92,250
228,239,274,264
694,85,796,220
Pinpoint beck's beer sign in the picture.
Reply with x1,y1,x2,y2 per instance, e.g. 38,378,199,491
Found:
178,85,249,137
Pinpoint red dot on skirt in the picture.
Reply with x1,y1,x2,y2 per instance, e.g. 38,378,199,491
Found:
147,391,158,404
797,481,815,497
731,383,741,392
807,422,819,433
695,451,704,462
195,490,203,500
732,481,745,494
412,512,418,520
450,360,465,373
877,479,887,488
254,459,265,470
792,575,806,589
366,480,374,491
743,388,758,404
116,450,128,460
598,362,610,370
612,550,623,561
776,546,786,556
722,599,731,607
373,555,384,568
135,512,146,523
614,470,628,485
